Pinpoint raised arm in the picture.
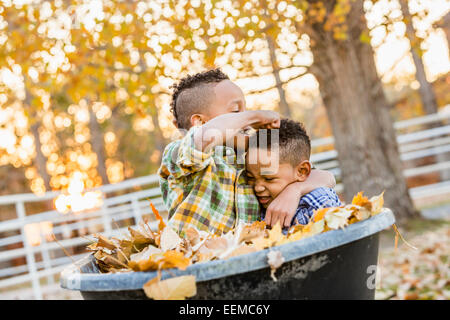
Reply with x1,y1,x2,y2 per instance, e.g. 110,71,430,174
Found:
193,110,280,152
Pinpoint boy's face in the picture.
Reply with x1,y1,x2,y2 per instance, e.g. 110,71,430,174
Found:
194,80,250,150
245,147,311,208
207,80,246,118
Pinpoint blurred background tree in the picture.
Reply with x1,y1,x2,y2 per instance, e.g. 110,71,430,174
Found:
0,0,449,224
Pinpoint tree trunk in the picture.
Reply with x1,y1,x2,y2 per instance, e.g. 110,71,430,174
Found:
400,0,450,181
435,12,450,56
29,122,52,191
88,106,110,185
151,112,165,154
306,1,419,224
266,35,292,118
399,0,439,115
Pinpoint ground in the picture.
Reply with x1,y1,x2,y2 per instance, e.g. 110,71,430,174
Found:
376,218,449,300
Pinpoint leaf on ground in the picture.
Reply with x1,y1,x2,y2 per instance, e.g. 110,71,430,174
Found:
143,274,196,300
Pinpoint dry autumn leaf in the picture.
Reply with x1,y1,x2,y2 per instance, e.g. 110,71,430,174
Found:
143,274,197,300
267,250,285,281
90,192,389,297
150,202,166,231
160,226,182,252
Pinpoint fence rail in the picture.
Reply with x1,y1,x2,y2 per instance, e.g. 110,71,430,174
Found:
1,109,450,299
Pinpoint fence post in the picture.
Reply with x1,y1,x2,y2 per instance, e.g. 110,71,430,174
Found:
131,197,142,226
16,201,42,300
40,235,54,286
100,194,112,235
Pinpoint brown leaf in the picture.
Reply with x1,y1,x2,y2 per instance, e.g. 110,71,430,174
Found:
93,234,116,250
128,226,154,246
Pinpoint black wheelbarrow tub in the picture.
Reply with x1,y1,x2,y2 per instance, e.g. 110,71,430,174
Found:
60,209,395,299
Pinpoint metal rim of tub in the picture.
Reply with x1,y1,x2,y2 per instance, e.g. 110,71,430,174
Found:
60,208,395,291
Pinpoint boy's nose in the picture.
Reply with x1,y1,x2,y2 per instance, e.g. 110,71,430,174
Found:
254,184,265,192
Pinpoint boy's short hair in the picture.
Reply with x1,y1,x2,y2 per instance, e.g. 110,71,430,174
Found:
254,119,311,166
170,68,229,130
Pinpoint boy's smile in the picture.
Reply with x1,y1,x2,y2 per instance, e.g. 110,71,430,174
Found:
246,149,298,208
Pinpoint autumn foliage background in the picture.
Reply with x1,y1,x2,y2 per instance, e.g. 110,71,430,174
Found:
0,0,449,299
0,0,448,201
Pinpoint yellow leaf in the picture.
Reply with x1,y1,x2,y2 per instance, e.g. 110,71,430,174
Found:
312,207,329,222
239,221,266,243
143,275,197,300
150,202,166,231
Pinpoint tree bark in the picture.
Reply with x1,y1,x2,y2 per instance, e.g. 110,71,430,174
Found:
306,1,419,224
400,0,450,181
150,111,166,156
399,0,439,115
24,82,51,192
434,12,450,56
88,105,110,185
266,35,292,118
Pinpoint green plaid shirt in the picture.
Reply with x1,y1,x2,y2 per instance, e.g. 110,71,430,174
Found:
158,126,260,236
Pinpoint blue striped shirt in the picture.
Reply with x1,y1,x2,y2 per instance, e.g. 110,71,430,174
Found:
261,187,342,233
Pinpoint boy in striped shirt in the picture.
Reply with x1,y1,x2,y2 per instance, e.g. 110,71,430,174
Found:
246,119,342,233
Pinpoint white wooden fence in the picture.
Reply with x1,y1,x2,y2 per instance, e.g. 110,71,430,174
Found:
0,110,450,300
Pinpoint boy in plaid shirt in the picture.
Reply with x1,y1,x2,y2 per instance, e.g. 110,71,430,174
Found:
158,69,335,236
246,119,342,233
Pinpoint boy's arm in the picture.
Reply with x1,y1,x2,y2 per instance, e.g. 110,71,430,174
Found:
194,110,280,152
264,169,336,227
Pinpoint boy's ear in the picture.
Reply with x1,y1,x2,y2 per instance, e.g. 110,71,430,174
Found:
172,119,178,128
295,160,312,182
190,113,207,127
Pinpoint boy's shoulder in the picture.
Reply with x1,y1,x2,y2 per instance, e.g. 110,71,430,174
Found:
299,187,341,209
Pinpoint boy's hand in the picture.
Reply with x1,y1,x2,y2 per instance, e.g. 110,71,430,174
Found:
251,110,280,129
264,183,301,228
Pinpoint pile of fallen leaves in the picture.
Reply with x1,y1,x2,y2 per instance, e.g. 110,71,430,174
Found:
376,226,450,300
87,192,385,299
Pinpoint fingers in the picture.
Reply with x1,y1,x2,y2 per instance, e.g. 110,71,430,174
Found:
283,211,295,228
264,209,272,226
270,118,280,129
265,206,290,228
265,208,280,227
